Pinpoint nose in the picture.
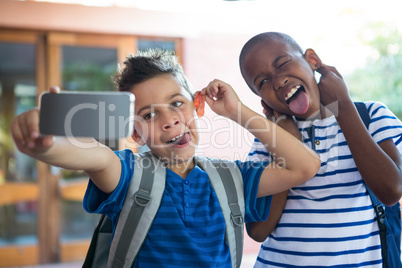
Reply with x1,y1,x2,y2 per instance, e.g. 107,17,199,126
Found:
274,77,288,91
162,110,180,131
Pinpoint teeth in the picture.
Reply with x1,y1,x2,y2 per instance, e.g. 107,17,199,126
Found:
168,133,184,143
285,85,301,101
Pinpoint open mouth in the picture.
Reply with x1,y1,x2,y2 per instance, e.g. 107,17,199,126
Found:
284,85,309,115
167,132,191,145
285,85,305,104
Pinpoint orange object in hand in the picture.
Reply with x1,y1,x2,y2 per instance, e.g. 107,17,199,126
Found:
194,91,205,117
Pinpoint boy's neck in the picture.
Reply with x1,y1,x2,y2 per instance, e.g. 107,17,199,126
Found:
167,158,195,179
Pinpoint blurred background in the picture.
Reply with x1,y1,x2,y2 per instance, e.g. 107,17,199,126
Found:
0,0,401,266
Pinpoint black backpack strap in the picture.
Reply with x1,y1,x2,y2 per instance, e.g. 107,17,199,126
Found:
354,101,371,129
355,101,389,267
83,214,114,268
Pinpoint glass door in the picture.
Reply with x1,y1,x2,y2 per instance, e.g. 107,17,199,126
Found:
0,31,43,267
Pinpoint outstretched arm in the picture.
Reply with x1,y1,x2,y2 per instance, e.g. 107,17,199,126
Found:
201,79,320,197
10,88,122,194
317,65,402,206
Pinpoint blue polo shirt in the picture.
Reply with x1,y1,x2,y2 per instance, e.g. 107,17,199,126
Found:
84,150,271,267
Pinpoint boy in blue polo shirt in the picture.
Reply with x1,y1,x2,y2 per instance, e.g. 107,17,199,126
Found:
240,32,402,267
10,49,320,267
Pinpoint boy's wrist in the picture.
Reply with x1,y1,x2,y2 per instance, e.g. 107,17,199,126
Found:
334,99,355,121
229,102,247,123
322,96,353,119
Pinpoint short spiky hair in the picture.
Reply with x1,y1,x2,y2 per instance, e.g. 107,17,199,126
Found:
239,32,303,76
113,49,193,96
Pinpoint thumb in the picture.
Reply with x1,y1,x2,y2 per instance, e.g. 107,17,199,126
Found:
49,86,61,94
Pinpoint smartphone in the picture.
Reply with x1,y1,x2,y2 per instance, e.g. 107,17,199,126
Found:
39,91,135,139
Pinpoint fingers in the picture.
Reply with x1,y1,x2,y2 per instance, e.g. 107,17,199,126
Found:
18,109,39,140
26,109,40,140
315,64,330,76
200,79,241,118
11,108,53,151
11,109,34,148
11,85,60,153
11,116,24,146
41,136,55,148
261,100,284,120
316,64,343,79
261,100,273,118
324,65,342,78
202,80,221,99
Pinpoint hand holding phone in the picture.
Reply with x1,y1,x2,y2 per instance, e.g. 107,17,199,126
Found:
39,91,135,139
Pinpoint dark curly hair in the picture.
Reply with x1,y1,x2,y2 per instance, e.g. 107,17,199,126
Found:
113,49,193,96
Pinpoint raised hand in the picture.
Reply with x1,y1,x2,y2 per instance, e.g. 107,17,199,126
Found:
10,86,60,156
316,64,351,112
200,79,241,120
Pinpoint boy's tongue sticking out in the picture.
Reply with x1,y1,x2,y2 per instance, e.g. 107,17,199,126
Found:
169,132,191,145
286,86,309,115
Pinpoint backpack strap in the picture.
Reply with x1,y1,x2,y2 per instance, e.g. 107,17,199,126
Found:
106,153,244,268
355,101,371,129
83,214,112,268
354,101,389,266
195,156,245,268
108,151,166,268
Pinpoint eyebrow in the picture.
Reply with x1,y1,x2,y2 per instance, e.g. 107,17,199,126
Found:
252,54,288,87
136,92,184,115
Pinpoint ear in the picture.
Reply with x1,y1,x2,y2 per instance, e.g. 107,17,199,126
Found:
131,129,146,146
304,48,322,71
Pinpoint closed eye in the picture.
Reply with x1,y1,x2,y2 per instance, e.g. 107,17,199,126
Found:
278,59,290,69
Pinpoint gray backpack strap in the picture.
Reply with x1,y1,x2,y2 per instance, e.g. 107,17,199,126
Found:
195,156,245,268
108,151,166,268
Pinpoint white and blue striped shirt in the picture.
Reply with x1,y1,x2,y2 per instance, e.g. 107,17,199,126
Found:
248,101,402,267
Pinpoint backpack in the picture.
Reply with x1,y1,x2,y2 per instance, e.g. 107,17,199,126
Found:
83,151,245,268
355,101,402,268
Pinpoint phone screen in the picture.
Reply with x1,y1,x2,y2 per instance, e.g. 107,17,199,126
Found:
39,91,135,139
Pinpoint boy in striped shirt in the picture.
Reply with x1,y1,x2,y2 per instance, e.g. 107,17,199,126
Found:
10,49,320,267
239,32,402,267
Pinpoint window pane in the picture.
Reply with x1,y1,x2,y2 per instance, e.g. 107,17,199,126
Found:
138,39,175,52
0,42,38,245
62,46,117,92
